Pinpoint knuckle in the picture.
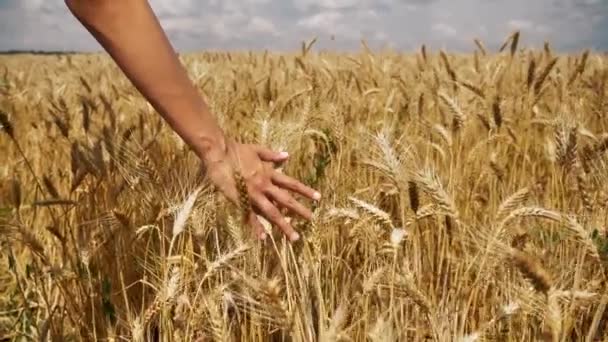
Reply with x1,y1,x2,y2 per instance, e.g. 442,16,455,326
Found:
286,197,298,207
252,176,267,189
268,206,281,218
259,201,273,213
270,212,283,224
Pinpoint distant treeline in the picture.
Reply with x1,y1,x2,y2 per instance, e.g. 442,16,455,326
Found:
0,50,92,55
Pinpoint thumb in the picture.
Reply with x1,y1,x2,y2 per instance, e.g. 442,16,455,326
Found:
255,145,289,163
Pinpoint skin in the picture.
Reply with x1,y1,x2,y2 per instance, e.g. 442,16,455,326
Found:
64,0,321,242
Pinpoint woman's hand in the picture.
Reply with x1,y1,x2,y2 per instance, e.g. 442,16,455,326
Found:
64,1,320,241
202,138,321,242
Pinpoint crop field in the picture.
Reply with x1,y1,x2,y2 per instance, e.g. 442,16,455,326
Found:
1,35,608,341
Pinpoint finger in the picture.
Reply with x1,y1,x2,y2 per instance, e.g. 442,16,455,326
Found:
272,172,321,201
247,210,267,241
266,186,313,220
255,145,289,163
252,193,300,242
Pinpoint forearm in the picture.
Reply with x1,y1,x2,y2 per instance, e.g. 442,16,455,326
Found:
65,0,226,160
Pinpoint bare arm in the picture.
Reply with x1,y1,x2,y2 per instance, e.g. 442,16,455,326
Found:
65,0,320,242
65,0,225,161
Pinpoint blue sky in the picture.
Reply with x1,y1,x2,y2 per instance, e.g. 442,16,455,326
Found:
0,0,606,52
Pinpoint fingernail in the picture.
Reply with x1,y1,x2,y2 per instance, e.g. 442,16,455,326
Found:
280,151,289,158
260,233,267,241
313,192,321,200
291,232,300,241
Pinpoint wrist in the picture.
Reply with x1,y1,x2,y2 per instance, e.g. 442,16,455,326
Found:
193,129,229,165
167,100,229,165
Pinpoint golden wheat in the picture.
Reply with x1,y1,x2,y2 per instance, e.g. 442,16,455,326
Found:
1,35,608,341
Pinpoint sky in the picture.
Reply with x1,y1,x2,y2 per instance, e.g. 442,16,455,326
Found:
0,0,607,53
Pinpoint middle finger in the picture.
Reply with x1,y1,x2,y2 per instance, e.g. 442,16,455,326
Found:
265,186,313,220
271,171,320,201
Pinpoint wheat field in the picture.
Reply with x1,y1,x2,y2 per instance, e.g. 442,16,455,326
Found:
1,35,608,341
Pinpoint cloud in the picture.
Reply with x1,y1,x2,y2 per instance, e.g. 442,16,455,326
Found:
0,0,606,52
293,0,360,11
297,11,343,30
247,16,279,36
432,23,457,37
507,19,551,34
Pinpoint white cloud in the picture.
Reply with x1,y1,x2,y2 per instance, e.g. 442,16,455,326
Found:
160,17,204,32
432,22,457,37
508,19,534,31
149,0,196,17
507,19,551,34
21,0,44,11
297,11,343,30
0,0,606,52
248,16,279,36
293,0,361,10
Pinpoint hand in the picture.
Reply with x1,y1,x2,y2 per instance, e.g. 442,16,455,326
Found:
202,138,321,242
